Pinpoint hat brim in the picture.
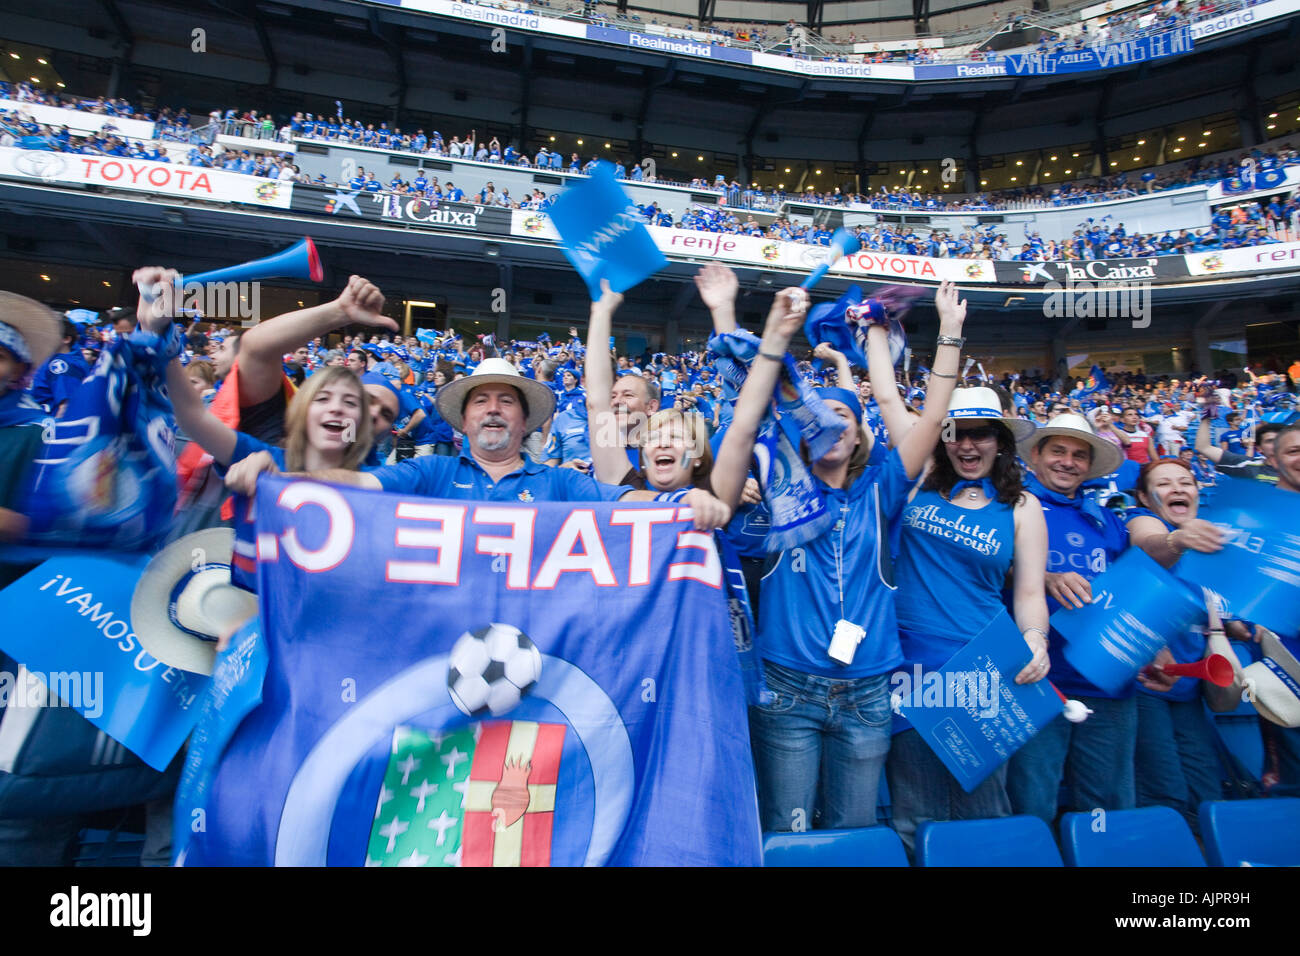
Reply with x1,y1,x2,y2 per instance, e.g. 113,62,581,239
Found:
436,374,556,435
1017,425,1126,480
130,528,257,677
0,292,62,368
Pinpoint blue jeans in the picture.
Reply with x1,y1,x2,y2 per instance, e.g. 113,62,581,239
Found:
748,661,891,832
887,728,1011,855
1135,694,1222,835
1006,694,1137,825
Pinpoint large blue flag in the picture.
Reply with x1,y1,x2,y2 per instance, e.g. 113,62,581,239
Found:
176,475,762,866
547,161,667,299
1179,476,1300,641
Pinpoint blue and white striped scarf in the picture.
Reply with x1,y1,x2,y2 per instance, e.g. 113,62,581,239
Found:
18,326,181,551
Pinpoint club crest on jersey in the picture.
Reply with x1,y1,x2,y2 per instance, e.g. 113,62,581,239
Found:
517,490,534,502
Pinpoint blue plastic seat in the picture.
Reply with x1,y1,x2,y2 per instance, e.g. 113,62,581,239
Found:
1060,806,1205,866
916,816,1063,867
1199,798,1300,867
763,827,909,867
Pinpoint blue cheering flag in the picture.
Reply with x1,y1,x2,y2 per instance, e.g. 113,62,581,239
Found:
415,329,439,347
547,161,668,300
1179,477,1300,641
1220,168,1286,194
175,477,762,866
1052,547,1205,695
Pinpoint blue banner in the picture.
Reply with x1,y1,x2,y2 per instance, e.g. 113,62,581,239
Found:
548,161,668,299
584,24,754,65
1002,27,1193,76
1179,477,1300,641
1220,168,1288,194
1053,546,1205,695
0,554,210,770
897,608,1062,792
177,475,762,866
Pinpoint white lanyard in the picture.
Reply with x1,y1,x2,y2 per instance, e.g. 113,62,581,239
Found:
831,504,850,621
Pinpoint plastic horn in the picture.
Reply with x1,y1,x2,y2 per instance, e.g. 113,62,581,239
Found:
799,228,863,291
1051,682,1092,723
1161,653,1236,688
137,237,324,302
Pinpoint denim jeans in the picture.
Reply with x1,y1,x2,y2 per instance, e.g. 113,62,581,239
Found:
1135,694,1222,835
1006,693,1137,825
887,727,1011,855
748,660,891,832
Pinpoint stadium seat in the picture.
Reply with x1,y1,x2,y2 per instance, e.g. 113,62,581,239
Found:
1199,798,1300,867
1059,806,1205,867
763,827,909,867
915,816,1063,867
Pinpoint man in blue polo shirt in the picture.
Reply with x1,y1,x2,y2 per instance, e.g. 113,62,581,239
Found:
298,359,729,524
1006,413,1170,824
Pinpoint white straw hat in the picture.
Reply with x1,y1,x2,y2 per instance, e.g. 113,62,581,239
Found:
1243,628,1300,729
945,386,1037,441
130,528,258,676
1017,412,1125,480
435,357,556,434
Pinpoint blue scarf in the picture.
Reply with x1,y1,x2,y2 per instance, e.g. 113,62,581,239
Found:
709,330,839,551
19,326,181,551
1024,473,1112,535
951,477,998,500
0,389,51,429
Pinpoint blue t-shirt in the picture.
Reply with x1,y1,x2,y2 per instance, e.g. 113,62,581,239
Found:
895,485,1018,671
373,448,633,502
543,405,591,464
758,448,913,679
28,351,91,410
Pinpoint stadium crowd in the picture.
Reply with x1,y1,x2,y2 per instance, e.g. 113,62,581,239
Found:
0,256,1297,863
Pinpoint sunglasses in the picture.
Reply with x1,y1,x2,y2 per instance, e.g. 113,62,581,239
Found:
948,424,1001,442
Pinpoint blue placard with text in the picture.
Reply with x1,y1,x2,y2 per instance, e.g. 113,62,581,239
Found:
898,609,1061,792
0,554,210,770
547,161,667,299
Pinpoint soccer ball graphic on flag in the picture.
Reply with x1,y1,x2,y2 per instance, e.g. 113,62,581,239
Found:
448,623,543,717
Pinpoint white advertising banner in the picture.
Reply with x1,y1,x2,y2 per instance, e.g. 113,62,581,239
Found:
511,209,995,281
1185,240,1300,276
0,146,294,208
0,99,156,140
399,0,588,38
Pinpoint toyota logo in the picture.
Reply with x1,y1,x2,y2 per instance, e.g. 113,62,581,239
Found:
14,151,67,183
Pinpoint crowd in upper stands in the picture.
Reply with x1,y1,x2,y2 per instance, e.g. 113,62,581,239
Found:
3,77,1298,261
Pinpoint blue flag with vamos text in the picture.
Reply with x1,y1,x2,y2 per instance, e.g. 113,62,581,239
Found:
175,475,762,866
548,161,667,299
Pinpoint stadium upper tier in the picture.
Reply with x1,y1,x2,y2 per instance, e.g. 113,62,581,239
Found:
4,85,1297,218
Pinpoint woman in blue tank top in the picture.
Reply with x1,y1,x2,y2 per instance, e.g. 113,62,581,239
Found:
1125,457,1228,834
886,386,1049,852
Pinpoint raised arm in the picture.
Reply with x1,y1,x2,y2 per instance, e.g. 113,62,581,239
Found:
1194,413,1224,463
694,263,739,334
890,280,965,478
236,275,396,406
812,342,854,389
133,265,239,466
712,287,808,510
584,282,631,485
